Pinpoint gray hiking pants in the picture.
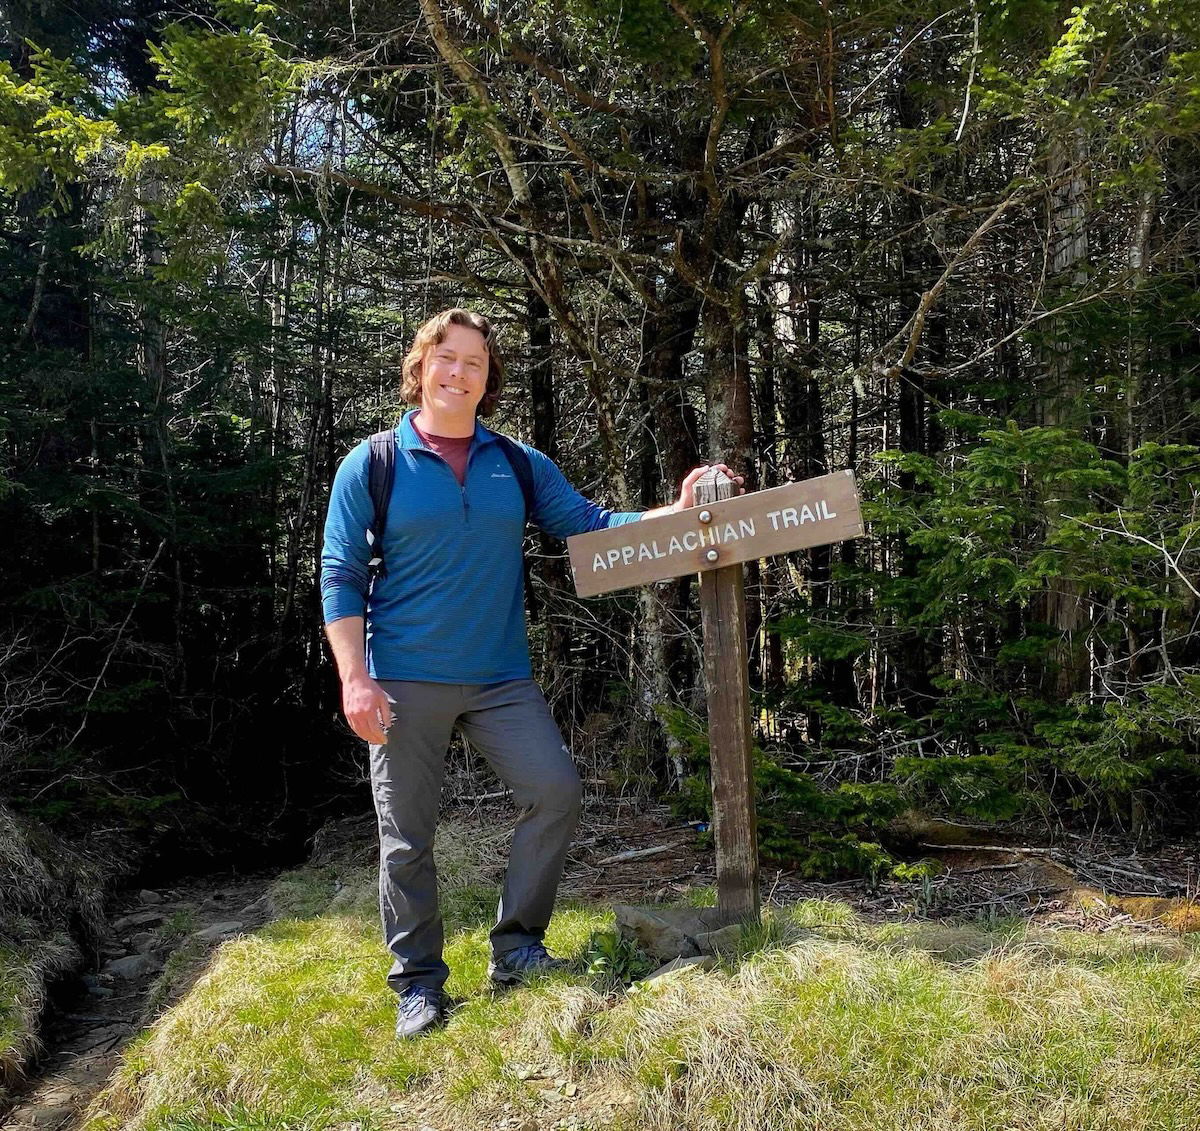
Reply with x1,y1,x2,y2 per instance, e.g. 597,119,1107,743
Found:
368,678,582,994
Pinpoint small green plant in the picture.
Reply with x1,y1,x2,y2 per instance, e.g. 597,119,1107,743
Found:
584,928,655,985
157,908,198,943
891,858,943,883
915,872,938,916
890,858,945,915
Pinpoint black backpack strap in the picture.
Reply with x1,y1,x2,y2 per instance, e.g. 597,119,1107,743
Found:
492,433,536,523
490,432,540,615
366,429,396,583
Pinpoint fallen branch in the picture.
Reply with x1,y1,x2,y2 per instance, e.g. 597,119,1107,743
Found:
954,885,1068,913
595,844,678,866
1074,872,1179,898
1083,860,1177,887
462,789,511,803
919,842,1057,856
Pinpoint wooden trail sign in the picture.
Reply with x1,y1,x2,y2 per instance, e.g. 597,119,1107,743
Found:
567,468,864,924
568,471,862,598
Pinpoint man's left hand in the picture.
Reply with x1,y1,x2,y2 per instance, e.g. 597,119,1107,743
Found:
675,463,746,511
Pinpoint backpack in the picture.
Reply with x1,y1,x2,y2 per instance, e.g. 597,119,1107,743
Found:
365,427,536,583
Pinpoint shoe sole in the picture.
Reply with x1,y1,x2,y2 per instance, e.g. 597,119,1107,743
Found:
395,1021,442,1038
396,1012,446,1039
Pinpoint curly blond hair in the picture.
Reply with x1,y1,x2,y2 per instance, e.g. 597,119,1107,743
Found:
400,308,505,418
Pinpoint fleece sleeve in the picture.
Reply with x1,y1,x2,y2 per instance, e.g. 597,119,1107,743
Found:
320,441,374,624
526,447,643,539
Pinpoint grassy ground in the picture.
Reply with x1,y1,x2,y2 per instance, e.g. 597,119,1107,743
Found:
83,825,1200,1131
0,944,39,1098
1,802,107,1109
1,935,76,1107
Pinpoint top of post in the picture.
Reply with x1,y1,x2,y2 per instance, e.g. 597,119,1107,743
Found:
694,466,736,506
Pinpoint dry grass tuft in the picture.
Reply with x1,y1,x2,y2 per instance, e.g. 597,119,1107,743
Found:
1,935,77,1098
0,802,113,1103
0,804,109,944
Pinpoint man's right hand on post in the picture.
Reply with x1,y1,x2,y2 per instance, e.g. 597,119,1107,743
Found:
342,675,394,744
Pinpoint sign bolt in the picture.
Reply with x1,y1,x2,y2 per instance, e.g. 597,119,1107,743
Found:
706,549,719,563
698,510,712,523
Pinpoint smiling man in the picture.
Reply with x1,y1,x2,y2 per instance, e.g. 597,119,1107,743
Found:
320,308,742,1039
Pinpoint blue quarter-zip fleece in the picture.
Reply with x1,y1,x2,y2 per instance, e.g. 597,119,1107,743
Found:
321,409,643,682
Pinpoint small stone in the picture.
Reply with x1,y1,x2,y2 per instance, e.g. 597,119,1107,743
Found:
138,889,163,905
239,893,273,918
563,1083,578,1097
129,931,158,954
102,953,163,979
87,985,113,999
29,1105,72,1126
194,920,245,941
112,910,164,932
75,1024,131,1052
643,955,718,982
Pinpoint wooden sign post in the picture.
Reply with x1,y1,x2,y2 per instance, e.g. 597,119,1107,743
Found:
567,468,864,924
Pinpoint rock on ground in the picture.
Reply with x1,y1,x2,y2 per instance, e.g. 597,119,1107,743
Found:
101,954,163,980
612,905,731,962
643,955,719,982
193,920,245,941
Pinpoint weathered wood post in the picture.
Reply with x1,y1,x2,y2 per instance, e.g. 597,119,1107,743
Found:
566,467,864,934
693,467,759,922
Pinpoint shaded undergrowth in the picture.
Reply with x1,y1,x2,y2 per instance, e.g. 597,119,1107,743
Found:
0,803,114,1108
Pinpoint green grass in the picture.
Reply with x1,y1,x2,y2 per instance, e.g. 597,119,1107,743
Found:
82,829,1200,1131
0,945,36,1087
1,935,76,1106
1,801,107,1107
268,866,341,921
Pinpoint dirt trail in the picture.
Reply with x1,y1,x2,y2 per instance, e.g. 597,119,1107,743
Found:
2,870,277,1131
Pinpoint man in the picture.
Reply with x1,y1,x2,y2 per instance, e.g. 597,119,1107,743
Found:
321,308,742,1039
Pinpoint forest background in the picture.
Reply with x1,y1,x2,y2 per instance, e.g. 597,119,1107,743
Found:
3,0,1200,902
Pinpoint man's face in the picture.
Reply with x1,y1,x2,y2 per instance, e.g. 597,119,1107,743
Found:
419,323,489,417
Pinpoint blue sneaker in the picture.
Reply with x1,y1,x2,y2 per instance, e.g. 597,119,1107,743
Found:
488,941,569,986
395,985,446,1039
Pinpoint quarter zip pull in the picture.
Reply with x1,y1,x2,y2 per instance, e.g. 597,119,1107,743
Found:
414,446,473,525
